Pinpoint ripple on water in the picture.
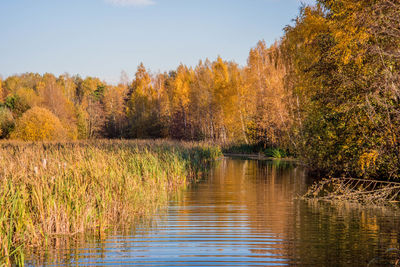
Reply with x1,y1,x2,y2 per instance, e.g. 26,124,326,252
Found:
27,159,400,266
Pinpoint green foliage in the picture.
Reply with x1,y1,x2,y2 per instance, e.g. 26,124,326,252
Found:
264,148,287,159
0,107,15,138
4,95,30,117
222,143,288,159
93,84,106,100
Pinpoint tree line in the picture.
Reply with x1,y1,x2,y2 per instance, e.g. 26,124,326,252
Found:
0,0,398,180
0,42,289,145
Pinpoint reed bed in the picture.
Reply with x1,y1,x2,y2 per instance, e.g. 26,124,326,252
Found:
0,139,221,265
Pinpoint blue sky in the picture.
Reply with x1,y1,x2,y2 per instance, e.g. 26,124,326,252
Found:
0,0,315,83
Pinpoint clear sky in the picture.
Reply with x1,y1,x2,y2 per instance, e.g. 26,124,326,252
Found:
0,0,315,83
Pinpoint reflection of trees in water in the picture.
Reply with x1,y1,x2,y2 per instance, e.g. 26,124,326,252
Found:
28,159,400,266
194,159,400,266
183,159,307,263
293,201,400,266
238,160,308,262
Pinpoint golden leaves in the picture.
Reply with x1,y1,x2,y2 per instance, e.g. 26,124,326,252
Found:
11,107,67,141
359,150,379,172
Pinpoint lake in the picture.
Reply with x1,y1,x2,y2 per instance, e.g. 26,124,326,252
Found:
27,157,400,266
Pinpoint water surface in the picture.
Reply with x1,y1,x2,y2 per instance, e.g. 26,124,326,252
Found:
28,158,400,266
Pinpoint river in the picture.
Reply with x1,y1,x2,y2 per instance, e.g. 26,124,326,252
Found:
27,157,400,266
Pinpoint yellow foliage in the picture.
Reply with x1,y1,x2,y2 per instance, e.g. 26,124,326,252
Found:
359,150,378,172
15,87,41,107
62,120,78,140
131,63,155,100
81,77,102,96
11,107,67,141
328,0,370,67
173,65,192,109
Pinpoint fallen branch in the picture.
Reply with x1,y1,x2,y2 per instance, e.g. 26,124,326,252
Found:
302,177,400,206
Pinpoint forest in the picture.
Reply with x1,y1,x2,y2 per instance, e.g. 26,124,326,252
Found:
0,0,399,180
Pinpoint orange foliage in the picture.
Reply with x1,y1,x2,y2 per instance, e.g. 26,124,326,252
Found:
11,107,67,141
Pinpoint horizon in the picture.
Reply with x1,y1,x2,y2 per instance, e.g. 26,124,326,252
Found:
0,0,315,83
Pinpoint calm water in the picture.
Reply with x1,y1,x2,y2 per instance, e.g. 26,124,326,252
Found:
28,158,400,266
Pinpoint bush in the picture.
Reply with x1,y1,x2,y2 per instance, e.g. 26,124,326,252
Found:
11,107,67,141
0,107,15,138
264,148,287,159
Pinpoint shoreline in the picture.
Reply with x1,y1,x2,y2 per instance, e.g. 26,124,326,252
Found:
223,153,297,162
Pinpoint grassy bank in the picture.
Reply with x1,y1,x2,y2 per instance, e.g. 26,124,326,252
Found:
0,140,221,265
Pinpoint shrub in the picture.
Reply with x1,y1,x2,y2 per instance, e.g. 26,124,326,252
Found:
264,148,287,159
0,107,15,138
11,107,67,141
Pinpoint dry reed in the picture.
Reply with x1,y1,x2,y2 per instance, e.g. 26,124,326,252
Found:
0,139,221,266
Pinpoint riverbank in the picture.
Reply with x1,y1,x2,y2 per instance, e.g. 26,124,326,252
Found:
0,140,221,266
220,143,295,161
223,153,297,162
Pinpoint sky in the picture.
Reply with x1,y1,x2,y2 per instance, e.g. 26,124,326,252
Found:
0,0,315,83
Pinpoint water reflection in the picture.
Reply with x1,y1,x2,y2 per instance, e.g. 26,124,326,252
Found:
27,158,400,266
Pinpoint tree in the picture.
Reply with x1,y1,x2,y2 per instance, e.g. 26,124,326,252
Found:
245,41,291,147
11,107,67,141
103,84,128,138
75,77,106,139
281,1,400,179
190,60,214,140
126,63,161,138
57,74,77,103
0,107,14,138
168,65,193,139
38,74,78,139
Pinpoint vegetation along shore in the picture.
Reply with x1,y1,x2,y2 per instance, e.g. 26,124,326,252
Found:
0,140,221,265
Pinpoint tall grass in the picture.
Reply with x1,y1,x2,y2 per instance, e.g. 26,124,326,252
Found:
0,140,221,266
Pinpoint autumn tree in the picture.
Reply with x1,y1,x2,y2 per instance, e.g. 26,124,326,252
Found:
11,107,67,141
57,74,77,103
74,77,106,139
2,75,21,95
36,74,77,139
126,63,161,138
245,41,291,148
282,1,400,179
190,60,214,140
103,84,128,138
153,72,170,137
167,65,194,139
